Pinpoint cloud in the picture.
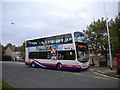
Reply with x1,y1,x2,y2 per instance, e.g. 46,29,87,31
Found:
2,1,118,46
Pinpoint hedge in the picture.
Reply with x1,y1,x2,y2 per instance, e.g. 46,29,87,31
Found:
2,55,12,61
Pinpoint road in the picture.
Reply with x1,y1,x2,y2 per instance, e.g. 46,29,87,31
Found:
2,61,119,88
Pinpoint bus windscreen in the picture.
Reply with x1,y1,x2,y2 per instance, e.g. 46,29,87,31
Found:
74,32,89,62
74,32,87,43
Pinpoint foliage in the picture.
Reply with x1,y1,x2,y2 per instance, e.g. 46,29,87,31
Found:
2,45,5,55
2,42,25,60
2,55,12,61
20,42,25,59
1,79,13,88
83,16,120,59
109,16,120,57
5,43,13,50
2,43,13,55
83,18,108,55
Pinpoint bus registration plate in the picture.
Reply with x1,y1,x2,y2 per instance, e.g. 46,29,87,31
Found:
82,63,87,68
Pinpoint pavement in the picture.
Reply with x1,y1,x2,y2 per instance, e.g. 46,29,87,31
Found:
90,66,120,79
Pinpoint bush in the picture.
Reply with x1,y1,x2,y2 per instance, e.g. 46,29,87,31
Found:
2,55,12,61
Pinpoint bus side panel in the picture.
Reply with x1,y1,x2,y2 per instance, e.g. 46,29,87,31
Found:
60,60,82,70
27,58,81,70
32,59,58,68
25,58,89,70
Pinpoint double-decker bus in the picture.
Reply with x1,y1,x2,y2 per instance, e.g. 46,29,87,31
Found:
25,31,90,70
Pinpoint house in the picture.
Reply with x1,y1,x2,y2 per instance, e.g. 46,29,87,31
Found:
5,46,21,60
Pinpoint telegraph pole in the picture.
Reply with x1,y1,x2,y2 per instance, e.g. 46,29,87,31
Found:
103,0,113,70
118,1,120,19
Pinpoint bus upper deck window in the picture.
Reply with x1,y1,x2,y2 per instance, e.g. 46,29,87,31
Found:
64,34,72,43
56,35,63,44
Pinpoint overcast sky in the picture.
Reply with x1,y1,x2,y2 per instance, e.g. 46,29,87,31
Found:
1,0,120,46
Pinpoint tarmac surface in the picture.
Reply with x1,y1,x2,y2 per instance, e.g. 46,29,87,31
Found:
2,61,119,88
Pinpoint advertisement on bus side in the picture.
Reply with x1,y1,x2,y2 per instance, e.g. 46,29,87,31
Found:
28,43,74,52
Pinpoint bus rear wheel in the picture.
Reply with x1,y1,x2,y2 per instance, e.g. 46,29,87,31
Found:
31,62,36,68
57,63,63,71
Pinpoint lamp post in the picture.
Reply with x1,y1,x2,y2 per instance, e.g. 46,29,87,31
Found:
118,1,120,19
103,0,113,70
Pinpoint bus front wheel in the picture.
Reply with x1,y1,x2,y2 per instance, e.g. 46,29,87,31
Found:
57,63,63,71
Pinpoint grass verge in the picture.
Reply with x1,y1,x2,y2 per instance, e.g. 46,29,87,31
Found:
0,79,13,89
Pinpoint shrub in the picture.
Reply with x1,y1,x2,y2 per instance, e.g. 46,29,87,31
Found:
2,55,12,61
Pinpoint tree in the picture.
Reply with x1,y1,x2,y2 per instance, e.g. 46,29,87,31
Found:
83,18,108,55
5,43,13,50
1,43,14,55
20,42,25,59
2,45,6,55
109,16,120,57
83,16,120,65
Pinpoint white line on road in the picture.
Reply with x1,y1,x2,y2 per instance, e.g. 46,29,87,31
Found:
73,73,82,76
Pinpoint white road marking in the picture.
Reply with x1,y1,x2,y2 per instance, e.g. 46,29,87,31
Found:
73,73,82,76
